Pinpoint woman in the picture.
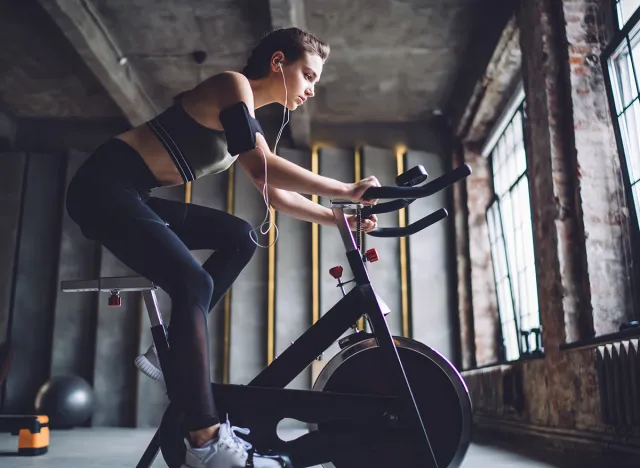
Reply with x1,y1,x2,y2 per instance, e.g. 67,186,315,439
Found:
66,27,379,467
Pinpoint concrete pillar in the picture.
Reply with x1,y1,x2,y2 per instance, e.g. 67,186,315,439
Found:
562,0,634,334
517,0,594,350
463,146,501,366
453,145,476,370
406,149,457,362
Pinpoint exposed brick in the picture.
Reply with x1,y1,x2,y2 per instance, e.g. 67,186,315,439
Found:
460,0,638,455
518,0,593,353
453,146,476,370
464,147,501,366
562,0,634,334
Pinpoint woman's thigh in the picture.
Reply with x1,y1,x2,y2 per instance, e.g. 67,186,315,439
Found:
147,196,255,251
69,186,211,306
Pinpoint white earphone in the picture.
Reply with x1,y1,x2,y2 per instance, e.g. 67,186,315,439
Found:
248,59,289,249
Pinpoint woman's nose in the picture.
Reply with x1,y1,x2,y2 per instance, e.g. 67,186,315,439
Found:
306,87,315,97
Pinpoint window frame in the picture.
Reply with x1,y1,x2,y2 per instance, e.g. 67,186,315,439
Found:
602,1,640,315
483,93,543,362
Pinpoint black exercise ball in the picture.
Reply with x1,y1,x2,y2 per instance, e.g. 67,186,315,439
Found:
34,375,95,429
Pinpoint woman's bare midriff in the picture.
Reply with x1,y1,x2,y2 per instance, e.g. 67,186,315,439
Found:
115,126,185,186
114,78,226,187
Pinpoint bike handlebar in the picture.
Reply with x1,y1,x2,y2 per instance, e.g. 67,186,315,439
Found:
363,164,471,201
367,209,448,238
358,164,471,239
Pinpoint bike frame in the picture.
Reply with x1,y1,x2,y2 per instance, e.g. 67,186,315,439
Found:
62,201,440,468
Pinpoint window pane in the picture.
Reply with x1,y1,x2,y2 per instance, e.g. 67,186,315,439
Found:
619,0,640,28
633,182,640,221
487,105,540,361
487,208,496,243
611,43,638,111
619,101,640,182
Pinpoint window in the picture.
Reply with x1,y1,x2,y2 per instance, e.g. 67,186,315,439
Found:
617,0,640,29
484,92,541,361
605,5,640,230
604,1,640,310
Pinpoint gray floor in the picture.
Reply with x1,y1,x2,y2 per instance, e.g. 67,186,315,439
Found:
0,426,617,468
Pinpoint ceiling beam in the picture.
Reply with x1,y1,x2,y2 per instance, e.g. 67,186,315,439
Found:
37,0,158,126
268,0,311,149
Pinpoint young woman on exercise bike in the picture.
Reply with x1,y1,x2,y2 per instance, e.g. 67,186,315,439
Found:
66,28,379,468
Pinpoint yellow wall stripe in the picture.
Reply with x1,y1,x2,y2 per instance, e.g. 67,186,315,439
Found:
395,145,410,337
185,181,192,204
223,165,235,384
354,146,365,331
267,208,276,364
311,145,320,324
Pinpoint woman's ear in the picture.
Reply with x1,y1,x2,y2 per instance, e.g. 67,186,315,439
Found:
271,52,285,72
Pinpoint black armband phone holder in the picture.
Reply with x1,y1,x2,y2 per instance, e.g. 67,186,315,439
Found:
219,101,265,155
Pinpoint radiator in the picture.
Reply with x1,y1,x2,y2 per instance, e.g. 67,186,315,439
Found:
595,339,640,428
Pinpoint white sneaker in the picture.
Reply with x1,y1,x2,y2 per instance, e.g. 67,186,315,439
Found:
182,418,291,468
134,344,166,387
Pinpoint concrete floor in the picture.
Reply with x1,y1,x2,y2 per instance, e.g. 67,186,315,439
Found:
0,426,619,467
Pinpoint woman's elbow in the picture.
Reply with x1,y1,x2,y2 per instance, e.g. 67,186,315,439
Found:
267,188,288,211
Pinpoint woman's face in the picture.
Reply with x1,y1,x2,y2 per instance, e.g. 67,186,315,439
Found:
277,52,323,111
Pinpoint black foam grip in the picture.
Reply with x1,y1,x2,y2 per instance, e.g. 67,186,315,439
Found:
219,101,265,155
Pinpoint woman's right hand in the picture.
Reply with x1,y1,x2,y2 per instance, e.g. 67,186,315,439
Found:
346,176,381,205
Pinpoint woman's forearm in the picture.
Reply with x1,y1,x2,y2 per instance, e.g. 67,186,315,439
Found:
269,187,336,226
238,140,351,198
266,153,349,197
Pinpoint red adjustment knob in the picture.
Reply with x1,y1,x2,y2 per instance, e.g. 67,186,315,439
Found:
329,266,344,279
108,293,121,307
365,248,379,262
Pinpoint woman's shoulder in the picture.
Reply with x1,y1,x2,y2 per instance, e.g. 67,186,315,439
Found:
199,71,254,110
205,71,251,93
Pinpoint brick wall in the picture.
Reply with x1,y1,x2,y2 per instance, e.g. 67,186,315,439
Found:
453,145,476,369
562,0,635,334
456,0,640,457
464,145,501,366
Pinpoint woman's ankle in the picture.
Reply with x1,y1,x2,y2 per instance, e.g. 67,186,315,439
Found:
189,423,221,447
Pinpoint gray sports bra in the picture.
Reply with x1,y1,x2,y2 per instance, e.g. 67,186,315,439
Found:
146,103,264,182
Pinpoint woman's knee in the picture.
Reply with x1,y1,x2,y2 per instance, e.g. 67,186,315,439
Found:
171,267,214,310
235,218,258,257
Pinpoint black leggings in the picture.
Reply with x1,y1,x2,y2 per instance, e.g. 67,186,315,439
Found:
66,138,257,431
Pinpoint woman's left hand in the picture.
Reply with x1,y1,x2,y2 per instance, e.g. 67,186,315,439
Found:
347,214,378,232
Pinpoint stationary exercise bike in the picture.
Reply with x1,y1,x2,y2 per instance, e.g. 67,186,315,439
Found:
61,162,473,468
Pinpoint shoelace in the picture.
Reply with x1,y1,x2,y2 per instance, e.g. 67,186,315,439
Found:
200,420,253,464
228,423,253,452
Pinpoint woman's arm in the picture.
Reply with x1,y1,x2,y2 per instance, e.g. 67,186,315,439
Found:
214,71,379,200
239,134,351,197
268,187,334,225
268,187,378,231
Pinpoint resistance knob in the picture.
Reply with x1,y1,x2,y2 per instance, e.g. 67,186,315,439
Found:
108,292,121,307
365,248,379,263
329,266,344,279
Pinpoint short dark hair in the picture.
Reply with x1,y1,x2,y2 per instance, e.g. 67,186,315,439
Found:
242,27,330,79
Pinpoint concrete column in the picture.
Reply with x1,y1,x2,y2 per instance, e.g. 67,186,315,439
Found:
362,146,402,337
562,0,634,334
463,146,501,366
274,148,312,392
0,153,26,346
51,151,101,382
453,146,476,370
406,149,457,362
517,0,594,350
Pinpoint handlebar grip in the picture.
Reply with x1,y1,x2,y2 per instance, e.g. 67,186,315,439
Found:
367,208,448,238
362,199,414,218
363,164,471,200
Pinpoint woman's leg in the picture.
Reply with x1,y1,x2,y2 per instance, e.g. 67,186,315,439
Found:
146,197,258,312
68,185,219,434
